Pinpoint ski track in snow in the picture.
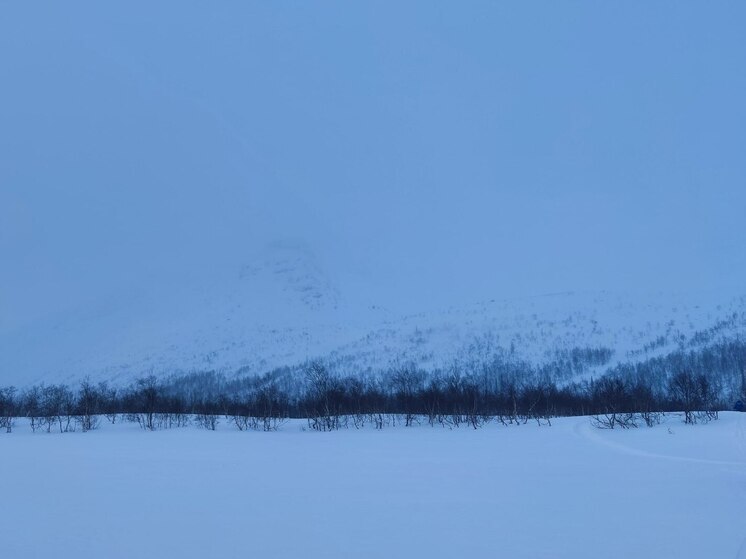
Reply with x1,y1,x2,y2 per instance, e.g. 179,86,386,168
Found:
575,414,746,558
574,414,746,468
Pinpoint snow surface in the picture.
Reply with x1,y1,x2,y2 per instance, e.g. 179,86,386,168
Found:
1,413,744,558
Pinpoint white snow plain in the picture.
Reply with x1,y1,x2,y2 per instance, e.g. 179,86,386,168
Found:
1,413,745,559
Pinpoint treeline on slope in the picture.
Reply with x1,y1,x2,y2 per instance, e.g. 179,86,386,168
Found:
605,338,746,401
1,339,745,434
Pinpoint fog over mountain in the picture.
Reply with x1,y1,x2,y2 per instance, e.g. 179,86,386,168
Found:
1,2,745,385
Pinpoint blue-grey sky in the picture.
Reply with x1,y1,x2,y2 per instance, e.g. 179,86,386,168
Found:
1,1,745,329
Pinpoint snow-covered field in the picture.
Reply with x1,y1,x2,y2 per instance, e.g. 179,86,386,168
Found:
2,413,744,559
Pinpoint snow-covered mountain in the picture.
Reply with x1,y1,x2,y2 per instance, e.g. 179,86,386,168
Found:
2,241,744,387
3,3,744,390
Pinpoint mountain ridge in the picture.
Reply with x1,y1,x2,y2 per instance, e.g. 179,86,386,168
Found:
2,243,744,387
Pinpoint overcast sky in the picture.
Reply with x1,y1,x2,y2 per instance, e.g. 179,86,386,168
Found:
2,1,745,330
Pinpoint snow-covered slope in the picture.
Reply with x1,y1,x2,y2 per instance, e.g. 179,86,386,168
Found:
2,241,745,387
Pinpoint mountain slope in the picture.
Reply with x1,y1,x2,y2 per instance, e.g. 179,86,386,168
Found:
2,242,745,387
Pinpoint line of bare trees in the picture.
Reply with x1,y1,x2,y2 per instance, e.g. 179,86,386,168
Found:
0,362,739,434
589,370,721,429
0,379,111,434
